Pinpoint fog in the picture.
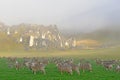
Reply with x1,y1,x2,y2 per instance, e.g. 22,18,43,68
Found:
0,0,120,32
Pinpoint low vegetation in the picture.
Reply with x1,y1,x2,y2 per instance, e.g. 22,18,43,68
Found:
0,47,120,80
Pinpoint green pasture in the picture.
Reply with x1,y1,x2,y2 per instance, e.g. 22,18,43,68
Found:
0,47,120,80
0,57,120,80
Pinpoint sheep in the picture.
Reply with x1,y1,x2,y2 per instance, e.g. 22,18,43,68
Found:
30,62,39,74
7,57,16,63
30,62,46,75
14,60,21,70
78,62,92,72
24,61,31,69
57,62,73,75
102,62,113,70
116,65,120,72
95,59,103,65
38,63,46,75
69,63,80,75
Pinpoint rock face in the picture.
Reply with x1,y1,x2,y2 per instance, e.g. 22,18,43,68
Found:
0,22,76,50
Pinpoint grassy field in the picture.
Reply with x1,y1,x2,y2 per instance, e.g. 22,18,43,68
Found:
0,47,120,59
0,47,120,80
0,57,120,80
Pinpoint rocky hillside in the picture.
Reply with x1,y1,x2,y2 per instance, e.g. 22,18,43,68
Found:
0,22,77,50
1,21,119,50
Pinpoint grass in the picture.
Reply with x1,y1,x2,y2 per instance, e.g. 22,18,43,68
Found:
0,47,120,80
0,58,120,80
0,47,120,59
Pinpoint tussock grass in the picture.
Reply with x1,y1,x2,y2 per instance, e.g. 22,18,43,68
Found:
0,47,120,59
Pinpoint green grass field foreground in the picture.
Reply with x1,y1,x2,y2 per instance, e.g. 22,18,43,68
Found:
0,47,120,80
0,57,120,80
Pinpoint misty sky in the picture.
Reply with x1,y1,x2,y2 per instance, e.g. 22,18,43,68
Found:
0,0,120,32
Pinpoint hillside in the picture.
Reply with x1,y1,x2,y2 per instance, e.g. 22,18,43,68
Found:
0,21,120,50
65,26,120,48
73,26,120,43
0,32,23,51
0,22,77,50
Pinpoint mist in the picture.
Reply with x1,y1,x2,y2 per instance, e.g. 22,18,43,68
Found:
0,0,120,33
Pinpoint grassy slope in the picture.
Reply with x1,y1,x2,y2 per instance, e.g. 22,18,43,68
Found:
79,28,120,43
0,32,23,51
0,47,120,59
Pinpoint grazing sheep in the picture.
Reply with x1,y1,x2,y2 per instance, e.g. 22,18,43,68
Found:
4,57,120,76
30,62,39,74
69,63,80,75
116,65,120,72
40,59,49,65
30,62,46,75
14,61,21,70
7,57,16,63
102,63,113,70
38,63,46,75
57,63,73,75
95,59,103,65
24,61,31,69
100,60,117,70
78,62,92,72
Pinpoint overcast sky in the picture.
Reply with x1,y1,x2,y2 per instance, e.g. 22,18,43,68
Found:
0,0,120,32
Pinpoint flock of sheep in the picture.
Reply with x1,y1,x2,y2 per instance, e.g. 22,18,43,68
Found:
3,57,120,75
